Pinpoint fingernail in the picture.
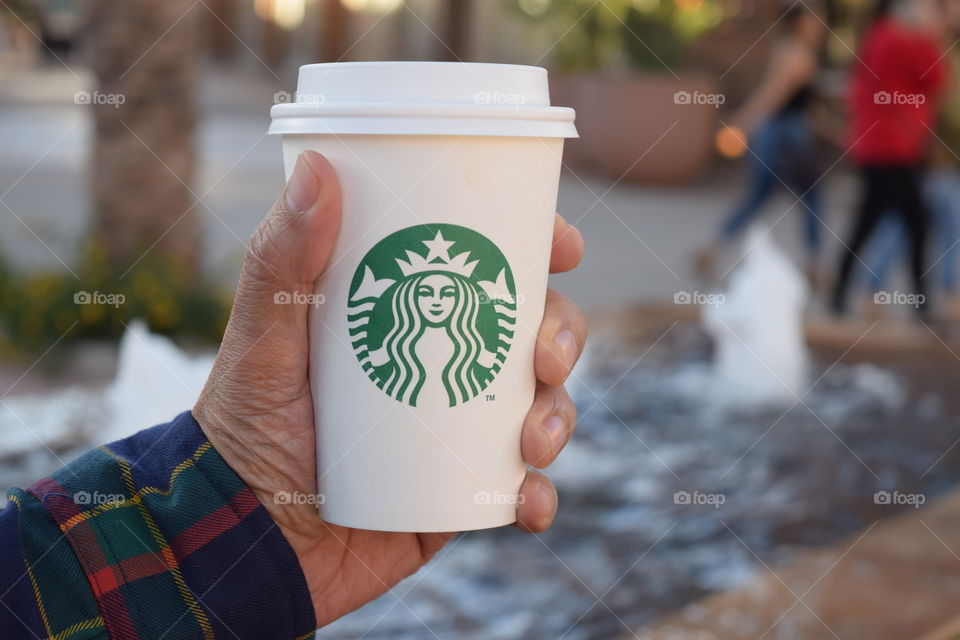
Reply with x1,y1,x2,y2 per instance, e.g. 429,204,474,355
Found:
285,153,321,213
554,329,577,370
543,415,564,443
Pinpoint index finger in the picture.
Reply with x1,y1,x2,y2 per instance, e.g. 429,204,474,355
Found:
549,214,584,274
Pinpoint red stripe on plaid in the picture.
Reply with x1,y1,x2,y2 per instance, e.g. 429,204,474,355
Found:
28,478,139,638
88,565,121,598
97,589,138,639
28,479,115,573
88,551,172,597
170,488,260,559
28,477,84,521
27,476,112,582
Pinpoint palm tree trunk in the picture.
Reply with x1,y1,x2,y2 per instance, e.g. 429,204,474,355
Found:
319,0,349,62
260,12,290,68
207,0,237,60
442,0,472,61
88,0,200,273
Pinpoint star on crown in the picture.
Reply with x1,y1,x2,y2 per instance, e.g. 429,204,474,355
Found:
396,231,478,278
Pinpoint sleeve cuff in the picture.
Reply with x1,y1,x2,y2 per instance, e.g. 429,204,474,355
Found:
25,410,316,639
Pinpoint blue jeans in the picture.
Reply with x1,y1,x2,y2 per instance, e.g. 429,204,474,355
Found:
862,168,960,293
720,112,823,256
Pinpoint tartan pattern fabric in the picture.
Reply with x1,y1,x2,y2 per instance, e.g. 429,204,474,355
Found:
0,411,316,639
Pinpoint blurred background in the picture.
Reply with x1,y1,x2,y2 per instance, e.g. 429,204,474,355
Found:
4,0,960,638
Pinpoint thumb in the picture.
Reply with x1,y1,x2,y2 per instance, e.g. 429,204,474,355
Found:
212,151,341,388
233,150,341,331
194,151,341,511
243,150,342,297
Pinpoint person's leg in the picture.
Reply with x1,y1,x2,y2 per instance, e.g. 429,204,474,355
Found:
782,113,824,262
892,166,930,313
797,185,829,289
926,169,960,294
938,172,960,320
861,212,903,292
831,166,890,314
719,121,780,241
859,212,905,321
800,188,823,259
934,172,960,319
720,169,777,240
799,186,826,288
696,122,780,277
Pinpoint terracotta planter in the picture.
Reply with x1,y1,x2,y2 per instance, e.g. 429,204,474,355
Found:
2,19,40,65
552,72,720,184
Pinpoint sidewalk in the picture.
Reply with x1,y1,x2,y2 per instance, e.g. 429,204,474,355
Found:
633,489,960,639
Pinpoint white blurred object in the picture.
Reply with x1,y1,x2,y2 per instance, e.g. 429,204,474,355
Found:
702,229,810,407
0,389,103,460
103,320,215,443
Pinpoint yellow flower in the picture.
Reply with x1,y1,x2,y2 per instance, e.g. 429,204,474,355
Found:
80,303,105,325
148,298,179,329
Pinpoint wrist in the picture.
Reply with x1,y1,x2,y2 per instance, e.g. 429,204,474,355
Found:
191,401,322,540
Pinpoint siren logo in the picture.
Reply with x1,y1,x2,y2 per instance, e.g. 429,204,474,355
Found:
348,224,517,408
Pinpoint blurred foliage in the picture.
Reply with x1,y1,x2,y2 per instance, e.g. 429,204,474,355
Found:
507,0,725,73
0,0,37,21
0,243,231,359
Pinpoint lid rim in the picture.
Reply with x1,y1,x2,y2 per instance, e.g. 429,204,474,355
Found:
271,103,576,121
297,61,550,72
268,116,579,139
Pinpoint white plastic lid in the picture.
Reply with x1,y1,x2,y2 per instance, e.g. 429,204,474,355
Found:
269,62,578,138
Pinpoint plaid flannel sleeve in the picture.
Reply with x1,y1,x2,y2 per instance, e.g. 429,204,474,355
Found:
0,410,317,639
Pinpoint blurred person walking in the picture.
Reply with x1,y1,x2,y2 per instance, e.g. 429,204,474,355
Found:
856,0,960,321
696,3,828,283
830,0,946,316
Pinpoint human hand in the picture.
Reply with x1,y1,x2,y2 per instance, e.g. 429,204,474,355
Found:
193,151,587,627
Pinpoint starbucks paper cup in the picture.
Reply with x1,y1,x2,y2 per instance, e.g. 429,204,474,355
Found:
270,62,577,532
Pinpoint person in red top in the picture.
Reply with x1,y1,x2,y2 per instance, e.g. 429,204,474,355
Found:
831,0,947,315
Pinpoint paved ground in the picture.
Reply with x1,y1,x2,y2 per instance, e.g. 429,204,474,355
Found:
634,488,960,640
0,64,867,313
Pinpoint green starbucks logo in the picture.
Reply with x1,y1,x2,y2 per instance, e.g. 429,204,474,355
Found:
348,224,516,407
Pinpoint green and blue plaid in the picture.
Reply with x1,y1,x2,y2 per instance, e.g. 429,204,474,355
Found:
0,411,316,639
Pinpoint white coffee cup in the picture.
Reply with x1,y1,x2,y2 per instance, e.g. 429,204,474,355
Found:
270,62,577,532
